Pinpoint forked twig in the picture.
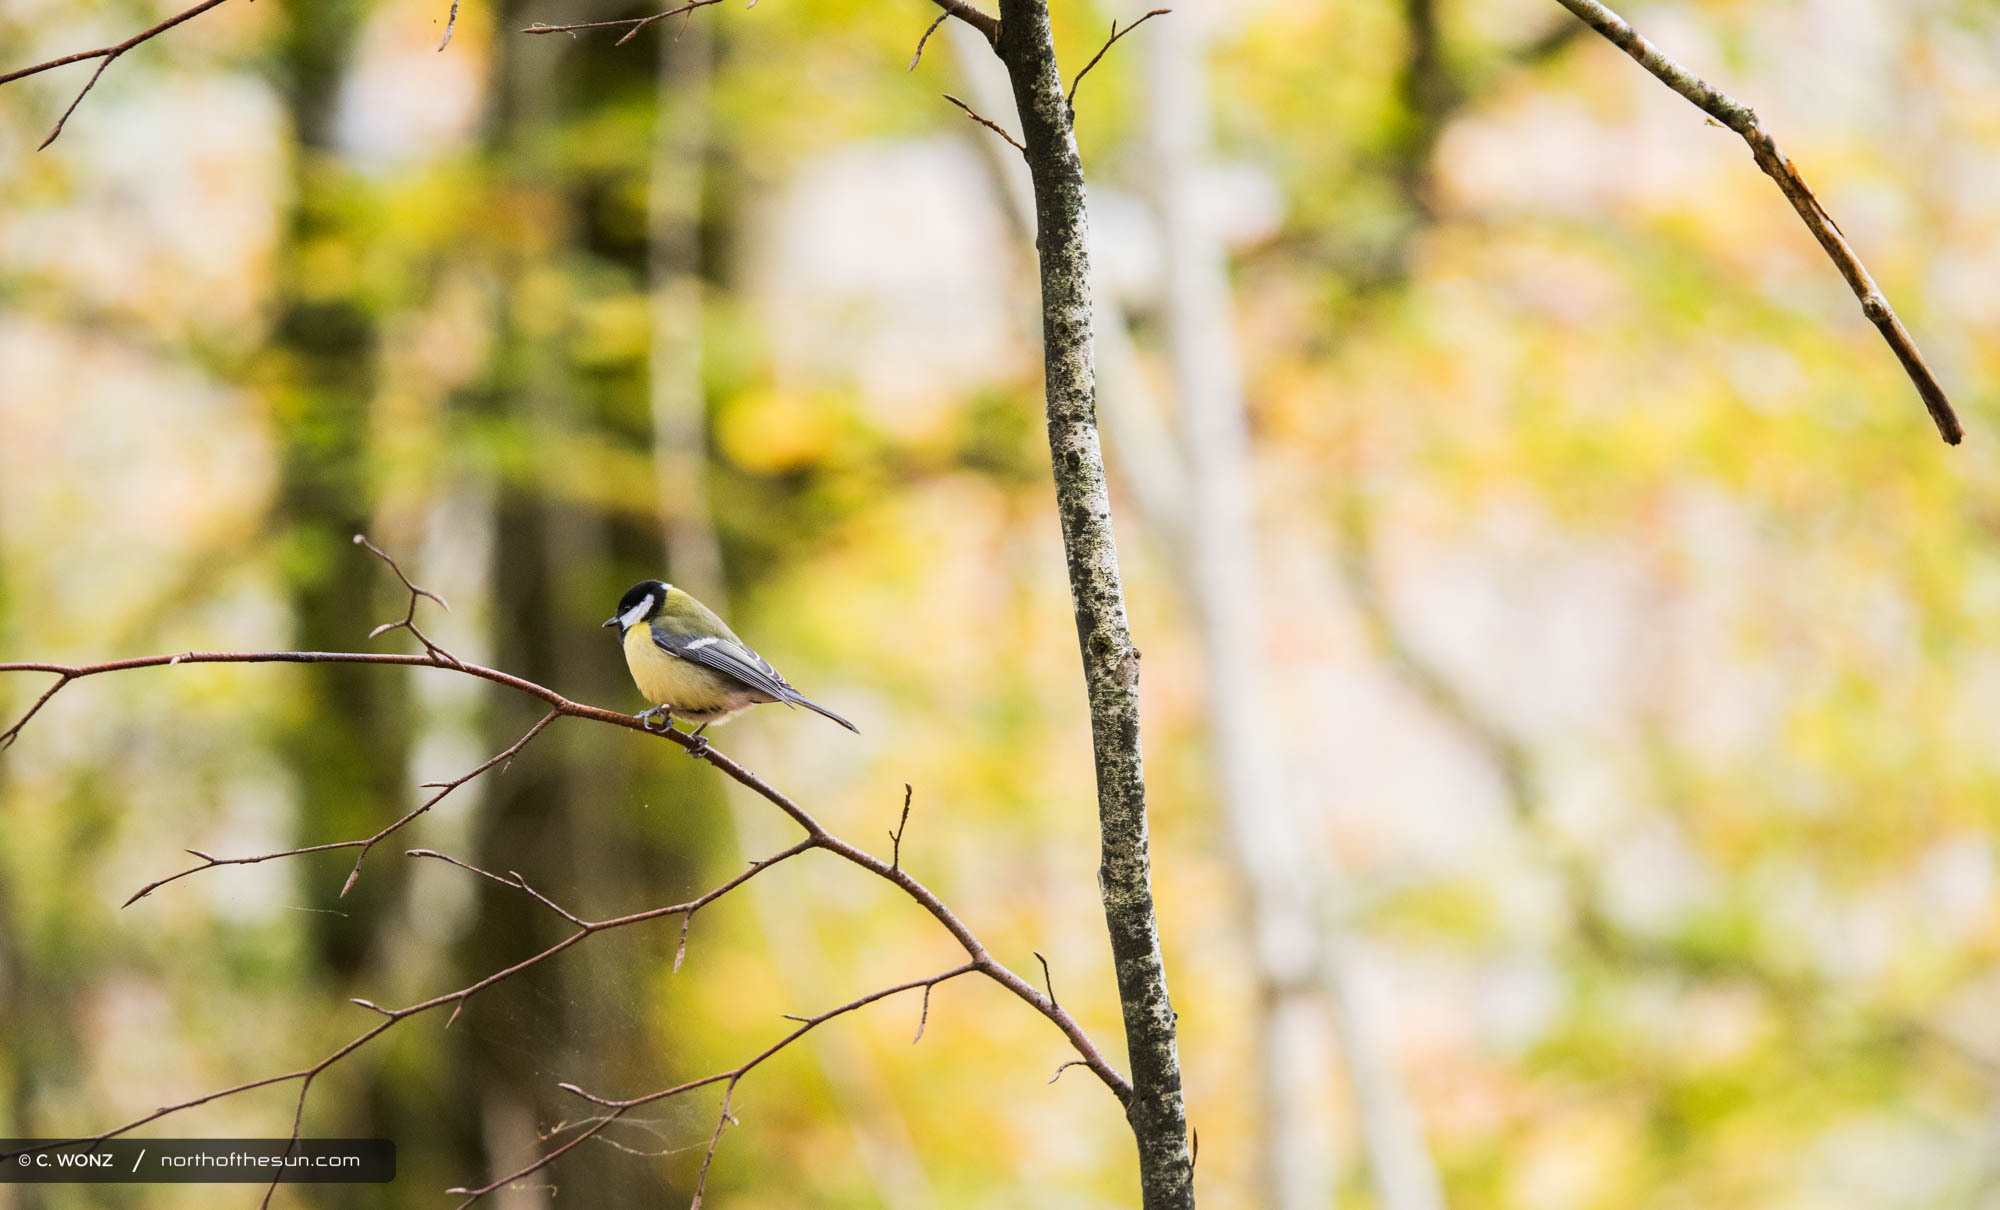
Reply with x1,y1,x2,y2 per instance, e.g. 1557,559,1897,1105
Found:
355,533,462,667
120,711,558,906
522,0,724,46
461,965,981,1206
0,0,235,149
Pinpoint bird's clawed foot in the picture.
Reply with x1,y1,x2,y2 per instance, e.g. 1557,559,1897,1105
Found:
637,706,673,732
685,724,710,759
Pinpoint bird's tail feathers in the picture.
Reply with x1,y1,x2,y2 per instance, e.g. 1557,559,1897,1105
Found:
785,691,860,733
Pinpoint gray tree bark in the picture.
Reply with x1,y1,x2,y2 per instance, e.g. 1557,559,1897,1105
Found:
989,3,1193,1205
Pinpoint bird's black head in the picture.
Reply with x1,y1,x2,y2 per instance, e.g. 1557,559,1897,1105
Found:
604,579,670,631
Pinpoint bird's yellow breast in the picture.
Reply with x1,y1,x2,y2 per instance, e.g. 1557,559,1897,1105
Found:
622,622,739,712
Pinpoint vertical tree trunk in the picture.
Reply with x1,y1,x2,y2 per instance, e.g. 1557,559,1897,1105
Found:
991,3,1192,1205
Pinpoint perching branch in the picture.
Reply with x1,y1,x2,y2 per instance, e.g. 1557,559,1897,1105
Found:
0,0,235,149
0,540,1131,1201
1550,0,1964,445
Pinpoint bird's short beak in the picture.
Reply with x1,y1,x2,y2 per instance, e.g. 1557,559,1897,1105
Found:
601,615,621,629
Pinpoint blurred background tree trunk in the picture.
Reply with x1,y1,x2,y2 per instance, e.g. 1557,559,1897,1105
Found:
1143,12,1445,1210
646,20,938,1206
266,5,443,1202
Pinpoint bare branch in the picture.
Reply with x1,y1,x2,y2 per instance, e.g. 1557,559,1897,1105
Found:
907,12,950,71
1065,9,1169,113
0,671,72,751
406,849,590,928
457,966,982,1205
889,782,913,871
923,0,1000,49
1,538,1132,1199
1551,0,1964,445
943,93,1026,155
438,0,463,51
354,532,463,667
119,710,559,907
522,0,723,46
36,53,118,150
1,840,817,1183
0,0,235,149
688,1082,738,1210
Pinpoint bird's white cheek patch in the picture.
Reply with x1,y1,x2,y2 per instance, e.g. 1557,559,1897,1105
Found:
618,595,657,630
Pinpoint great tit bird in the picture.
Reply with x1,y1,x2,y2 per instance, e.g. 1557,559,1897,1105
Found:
603,579,858,751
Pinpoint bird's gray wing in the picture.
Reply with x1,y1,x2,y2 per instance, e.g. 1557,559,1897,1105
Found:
652,629,792,702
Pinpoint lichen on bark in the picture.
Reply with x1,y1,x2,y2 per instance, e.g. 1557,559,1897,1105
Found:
992,1,1194,1205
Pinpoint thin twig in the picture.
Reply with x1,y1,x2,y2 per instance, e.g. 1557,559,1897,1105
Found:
912,982,934,1043
889,782,913,871
1066,9,1170,113
522,0,723,46
37,52,118,150
457,966,982,1205
943,93,1026,155
1551,0,1964,445
0,543,1134,1198
908,11,950,71
406,850,591,929
921,0,999,48
1035,950,1058,1009
438,0,463,51
1,841,817,1184
355,533,463,667
688,1082,738,1209
119,711,558,906
0,0,235,149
